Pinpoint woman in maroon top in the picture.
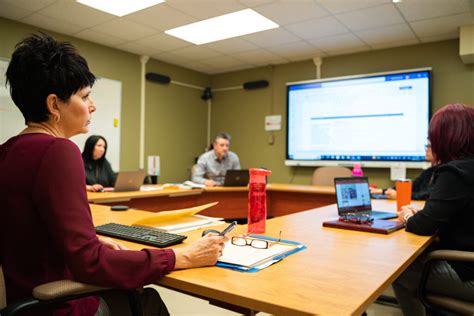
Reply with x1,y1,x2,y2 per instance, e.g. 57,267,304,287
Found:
0,33,227,315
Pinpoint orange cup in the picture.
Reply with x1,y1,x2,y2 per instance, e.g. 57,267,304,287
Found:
395,179,412,212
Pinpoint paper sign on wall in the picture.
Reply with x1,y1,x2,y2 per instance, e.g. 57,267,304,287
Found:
265,115,281,131
148,156,160,176
390,163,406,181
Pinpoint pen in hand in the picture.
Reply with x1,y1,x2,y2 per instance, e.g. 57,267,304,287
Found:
219,221,237,236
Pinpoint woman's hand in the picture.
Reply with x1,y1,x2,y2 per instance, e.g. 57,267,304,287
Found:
86,184,104,192
369,187,383,195
173,234,229,269
99,237,129,250
398,205,418,222
385,188,397,199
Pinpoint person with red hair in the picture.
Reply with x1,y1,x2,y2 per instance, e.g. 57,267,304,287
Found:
393,103,474,315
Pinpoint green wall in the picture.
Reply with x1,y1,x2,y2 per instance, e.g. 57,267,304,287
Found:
0,17,209,183
211,40,474,188
2,17,473,187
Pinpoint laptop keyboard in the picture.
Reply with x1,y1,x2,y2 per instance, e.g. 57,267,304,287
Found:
95,223,187,248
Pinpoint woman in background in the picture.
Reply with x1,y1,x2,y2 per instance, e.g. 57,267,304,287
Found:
0,33,227,316
393,103,474,316
82,135,116,192
370,141,436,200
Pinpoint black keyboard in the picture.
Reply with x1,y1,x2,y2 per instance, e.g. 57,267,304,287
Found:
95,223,187,248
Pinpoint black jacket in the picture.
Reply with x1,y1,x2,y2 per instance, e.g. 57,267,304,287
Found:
406,158,474,281
84,159,117,187
411,166,435,200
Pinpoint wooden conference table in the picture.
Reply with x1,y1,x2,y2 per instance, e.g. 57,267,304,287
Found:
92,199,432,315
88,183,337,219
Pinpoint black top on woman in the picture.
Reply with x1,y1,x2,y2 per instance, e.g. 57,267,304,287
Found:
82,135,116,191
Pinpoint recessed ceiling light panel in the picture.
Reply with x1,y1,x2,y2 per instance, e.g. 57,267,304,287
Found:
165,9,279,45
77,0,165,17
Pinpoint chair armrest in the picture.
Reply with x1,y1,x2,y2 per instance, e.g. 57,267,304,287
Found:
32,280,109,300
424,250,474,263
418,249,474,311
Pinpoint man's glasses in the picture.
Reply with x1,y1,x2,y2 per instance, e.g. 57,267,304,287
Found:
339,212,374,225
231,231,282,249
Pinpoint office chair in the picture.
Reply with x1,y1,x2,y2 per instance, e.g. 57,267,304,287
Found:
0,265,143,316
418,250,474,314
312,166,352,186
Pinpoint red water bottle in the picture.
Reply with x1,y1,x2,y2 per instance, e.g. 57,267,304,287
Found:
248,168,272,234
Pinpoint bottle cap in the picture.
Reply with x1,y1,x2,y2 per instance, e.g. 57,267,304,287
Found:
249,168,271,183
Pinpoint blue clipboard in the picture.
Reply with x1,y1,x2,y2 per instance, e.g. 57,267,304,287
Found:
216,234,306,273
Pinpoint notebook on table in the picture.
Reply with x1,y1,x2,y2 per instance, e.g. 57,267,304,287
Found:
223,169,249,187
322,219,405,235
103,170,147,192
334,177,397,220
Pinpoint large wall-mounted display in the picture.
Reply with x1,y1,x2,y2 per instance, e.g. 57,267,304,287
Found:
286,68,431,169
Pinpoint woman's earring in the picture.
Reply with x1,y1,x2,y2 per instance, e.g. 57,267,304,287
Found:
54,114,61,123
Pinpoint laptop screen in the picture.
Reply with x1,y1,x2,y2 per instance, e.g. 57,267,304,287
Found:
334,177,372,214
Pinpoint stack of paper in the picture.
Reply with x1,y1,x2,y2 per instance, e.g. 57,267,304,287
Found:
132,202,223,233
218,237,304,271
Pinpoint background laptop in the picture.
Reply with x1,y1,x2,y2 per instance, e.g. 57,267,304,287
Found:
334,177,397,220
106,170,147,192
223,169,249,187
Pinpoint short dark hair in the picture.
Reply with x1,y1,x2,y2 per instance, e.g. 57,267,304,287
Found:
214,132,231,143
82,135,108,165
429,103,474,165
5,32,96,124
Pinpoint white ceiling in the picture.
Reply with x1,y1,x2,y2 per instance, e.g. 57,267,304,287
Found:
1,0,473,74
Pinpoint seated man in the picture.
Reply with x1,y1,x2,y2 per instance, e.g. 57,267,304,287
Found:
192,132,240,187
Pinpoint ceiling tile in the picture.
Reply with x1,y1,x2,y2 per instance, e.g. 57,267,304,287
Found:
203,38,259,54
88,19,157,42
151,51,194,66
171,45,223,61
180,61,217,74
0,0,55,11
309,33,368,53
74,29,126,47
316,0,388,14
241,27,301,47
369,38,419,50
356,23,418,46
133,33,190,52
20,13,83,35
124,4,197,31
234,49,287,65
115,42,161,56
285,16,349,40
239,0,276,7
419,31,460,43
265,40,322,60
410,13,474,38
324,46,371,56
165,0,246,20
0,2,33,20
36,0,115,28
396,0,471,22
253,0,329,26
201,55,246,68
336,3,405,31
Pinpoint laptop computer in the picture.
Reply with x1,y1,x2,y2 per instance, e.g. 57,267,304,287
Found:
334,177,397,220
223,169,249,187
104,170,147,192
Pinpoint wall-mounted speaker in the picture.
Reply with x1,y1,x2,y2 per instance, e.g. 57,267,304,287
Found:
146,72,171,84
243,80,269,90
